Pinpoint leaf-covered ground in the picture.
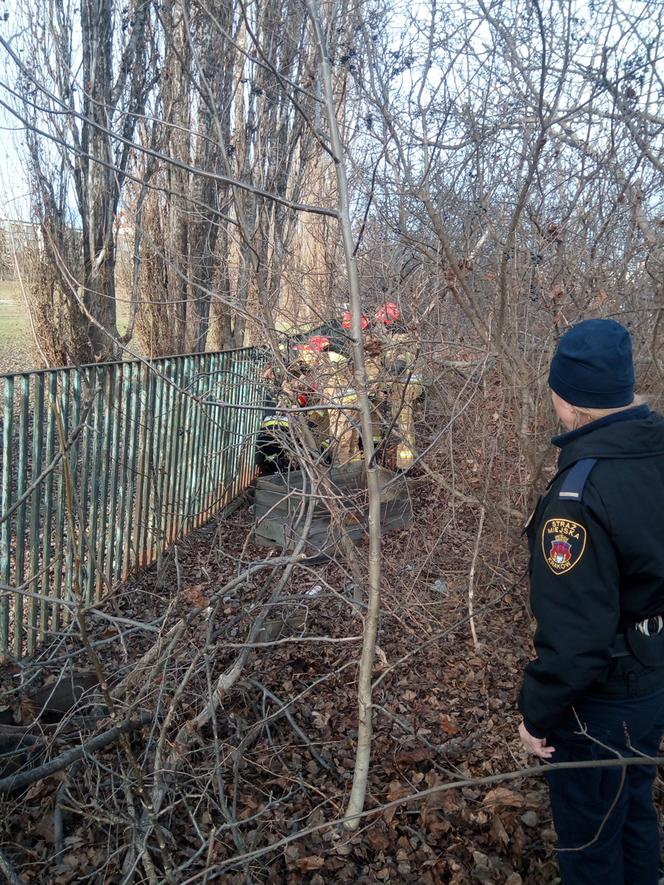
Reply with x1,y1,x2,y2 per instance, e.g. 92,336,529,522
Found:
1,370,662,883
0,480,612,884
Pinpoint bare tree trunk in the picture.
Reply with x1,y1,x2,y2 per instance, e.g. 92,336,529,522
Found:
306,0,382,831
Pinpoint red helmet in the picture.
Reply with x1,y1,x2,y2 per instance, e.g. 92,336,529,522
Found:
342,310,369,331
375,302,400,325
308,335,330,352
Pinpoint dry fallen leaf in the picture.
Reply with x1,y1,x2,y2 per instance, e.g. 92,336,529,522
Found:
483,786,527,808
295,855,325,871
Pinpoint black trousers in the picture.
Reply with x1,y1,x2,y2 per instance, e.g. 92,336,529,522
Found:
546,686,664,885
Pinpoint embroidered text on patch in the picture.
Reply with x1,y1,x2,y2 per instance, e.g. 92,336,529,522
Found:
541,518,587,575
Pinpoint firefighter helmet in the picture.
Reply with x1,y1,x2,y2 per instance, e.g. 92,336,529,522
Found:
308,335,330,352
342,310,369,331
375,302,401,325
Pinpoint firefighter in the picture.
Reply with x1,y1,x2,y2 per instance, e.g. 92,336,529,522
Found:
255,357,307,476
373,302,423,471
363,335,390,460
518,319,664,885
340,308,390,462
255,340,330,476
308,336,360,466
296,335,333,460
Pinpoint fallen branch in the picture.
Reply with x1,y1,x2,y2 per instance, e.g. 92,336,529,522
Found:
187,755,664,880
0,712,151,794
0,845,22,885
147,491,318,830
242,678,334,772
468,504,485,650
111,554,303,701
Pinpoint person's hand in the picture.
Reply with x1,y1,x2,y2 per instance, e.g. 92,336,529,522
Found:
518,720,555,759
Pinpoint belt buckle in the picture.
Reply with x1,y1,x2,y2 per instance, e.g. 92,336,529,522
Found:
636,615,664,637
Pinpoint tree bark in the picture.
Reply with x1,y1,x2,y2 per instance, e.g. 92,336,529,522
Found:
305,0,383,831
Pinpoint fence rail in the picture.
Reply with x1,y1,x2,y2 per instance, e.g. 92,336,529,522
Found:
0,348,266,657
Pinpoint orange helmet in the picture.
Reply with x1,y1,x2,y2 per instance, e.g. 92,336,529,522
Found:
342,310,369,331
374,302,400,325
308,335,330,352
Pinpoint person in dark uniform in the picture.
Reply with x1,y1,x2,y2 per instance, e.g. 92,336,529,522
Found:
518,319,664,885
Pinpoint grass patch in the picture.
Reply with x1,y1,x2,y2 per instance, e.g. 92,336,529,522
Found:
0,280,21,297
0,281,35,373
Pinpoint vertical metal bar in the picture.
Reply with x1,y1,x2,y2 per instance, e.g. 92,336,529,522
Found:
215,352,231,510
114,363,132,582
187,355,205,533
180,356,198,536
77,368,96,600
148,361,165,564
207,352,223,518
105,365,123,591
134,362,154,568
94,366,114,599
241,351,259,494
157,360,175,549
236,353,247,499
131,362,148,569
227,353,240,502
85,368,104,603
195,353,213,526
53,373,70,634
206,353,223,518
124,361,143,576
180,359,195,535
236,352,247,496
213,352,228,512
246,351,262,491
0,377,14,655
187,356,203,533
238,353,249,495
174,357,194,539
27,373,44,654
64,370,80,615
40,372,57,643
167,357,184,543
195,354,209,527
244,351,257,492
14,375,29,657
145,362,163,565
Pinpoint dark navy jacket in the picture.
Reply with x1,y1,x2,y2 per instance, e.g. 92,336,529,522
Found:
519,406,664,738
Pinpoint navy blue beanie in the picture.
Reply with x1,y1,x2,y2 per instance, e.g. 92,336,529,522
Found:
548,319,635,408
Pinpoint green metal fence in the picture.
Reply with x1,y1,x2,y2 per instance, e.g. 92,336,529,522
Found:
0,348,266,657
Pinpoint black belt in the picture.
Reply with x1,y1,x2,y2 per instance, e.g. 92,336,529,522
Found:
611,634,631,658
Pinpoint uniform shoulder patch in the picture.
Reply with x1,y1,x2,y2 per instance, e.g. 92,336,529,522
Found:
541,518,587,575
